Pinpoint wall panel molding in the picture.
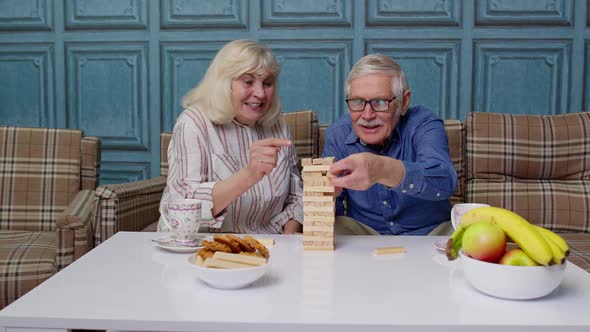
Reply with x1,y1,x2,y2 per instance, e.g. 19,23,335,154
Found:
0,0,52,31
261,0,352,27
264,40,352,125
160,0,247,29
66,43,149,151
65,0,147,30
160,42,225,131
474,40,571,115
366,0,460,27
0,44,54,127
367,40,460,119
475,0,572,26
99,161,151,184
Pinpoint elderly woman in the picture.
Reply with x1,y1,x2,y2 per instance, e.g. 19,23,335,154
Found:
158,40,303,234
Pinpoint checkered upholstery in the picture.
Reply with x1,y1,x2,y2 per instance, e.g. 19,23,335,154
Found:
93,110,320,245
282,109,319,167
465,112,590,231
444,120,465,205
464,112,590,272
559,233,590,273
93,177,166,245
0,126,100,309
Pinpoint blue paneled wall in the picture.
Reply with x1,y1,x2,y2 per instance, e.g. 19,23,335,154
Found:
0,0,588,184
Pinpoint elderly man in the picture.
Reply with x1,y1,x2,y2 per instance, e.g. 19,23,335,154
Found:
323,54,457,235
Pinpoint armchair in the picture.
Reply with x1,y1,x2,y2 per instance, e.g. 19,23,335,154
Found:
0,127,100,309
92,109,319,245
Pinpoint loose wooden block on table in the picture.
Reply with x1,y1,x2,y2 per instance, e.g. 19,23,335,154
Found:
373,246,406,255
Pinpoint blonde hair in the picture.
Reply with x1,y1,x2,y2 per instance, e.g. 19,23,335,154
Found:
182,39,281,126
345,54,409,106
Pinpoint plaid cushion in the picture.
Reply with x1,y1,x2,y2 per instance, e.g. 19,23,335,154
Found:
465,112,590,232
0,231,57,308
0,127,82,231
55,189,95,268
319,125,327,156
561,233,590,273
81,136,101,190
444,120,465,205
93,176,166,245
281,110,319,167
142,221,158,232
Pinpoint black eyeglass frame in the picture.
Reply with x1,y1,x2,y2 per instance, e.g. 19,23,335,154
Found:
345,97,397,112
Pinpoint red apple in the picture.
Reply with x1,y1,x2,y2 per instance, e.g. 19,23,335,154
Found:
499,248,539,266
462,222,506,263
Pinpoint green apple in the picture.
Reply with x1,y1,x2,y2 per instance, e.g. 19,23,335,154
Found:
462,222,506,263
499,248,539,266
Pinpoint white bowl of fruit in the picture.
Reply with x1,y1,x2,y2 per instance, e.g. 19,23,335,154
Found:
447,206,568,300
459,251,566,300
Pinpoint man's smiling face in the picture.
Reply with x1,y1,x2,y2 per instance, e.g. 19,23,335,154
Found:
348,74,403,146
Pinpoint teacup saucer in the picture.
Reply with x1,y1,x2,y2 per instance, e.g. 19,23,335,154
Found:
152,234,208,249
155,243,201,253
434,239,448,252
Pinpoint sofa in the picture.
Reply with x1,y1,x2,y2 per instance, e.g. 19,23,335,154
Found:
456,112,590,272
0,127,101,309
92,110,590,272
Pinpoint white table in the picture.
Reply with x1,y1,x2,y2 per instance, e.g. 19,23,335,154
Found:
1,232,590,332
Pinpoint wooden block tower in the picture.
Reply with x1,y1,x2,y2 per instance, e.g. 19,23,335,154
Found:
301,157,336,251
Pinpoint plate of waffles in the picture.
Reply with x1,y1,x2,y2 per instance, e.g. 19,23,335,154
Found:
189,234,271,289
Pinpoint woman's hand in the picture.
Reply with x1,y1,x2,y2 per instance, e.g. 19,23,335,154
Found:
282,219,302,234
245,138,292,181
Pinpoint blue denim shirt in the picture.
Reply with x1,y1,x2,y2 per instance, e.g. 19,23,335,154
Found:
322,105,457,235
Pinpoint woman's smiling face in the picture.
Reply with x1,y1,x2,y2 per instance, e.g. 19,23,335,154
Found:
231,73,274,125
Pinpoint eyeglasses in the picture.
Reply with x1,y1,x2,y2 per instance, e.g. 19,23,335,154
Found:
345,97,396,112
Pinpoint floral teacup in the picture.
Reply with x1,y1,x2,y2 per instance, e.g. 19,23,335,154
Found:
161,199,201,243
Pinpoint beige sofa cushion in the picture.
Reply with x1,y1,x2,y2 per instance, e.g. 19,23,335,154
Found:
465,112,590,232
0,231,57,309
444,120,465,205
0,127,82,231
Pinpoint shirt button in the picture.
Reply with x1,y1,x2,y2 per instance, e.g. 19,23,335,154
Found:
382,201,387,206
436,193,440,197
389,222,394,226
409,183,414,189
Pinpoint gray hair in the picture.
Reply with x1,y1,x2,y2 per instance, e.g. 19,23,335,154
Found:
182,39,281,126
345,54,409,106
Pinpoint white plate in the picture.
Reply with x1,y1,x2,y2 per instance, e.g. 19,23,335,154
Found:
434,239,447,251
155,243,201,253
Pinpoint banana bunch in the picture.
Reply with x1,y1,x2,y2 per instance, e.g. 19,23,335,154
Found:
445,206,569,266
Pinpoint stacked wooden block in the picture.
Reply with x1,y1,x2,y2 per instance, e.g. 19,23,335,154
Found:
301,157,336,251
